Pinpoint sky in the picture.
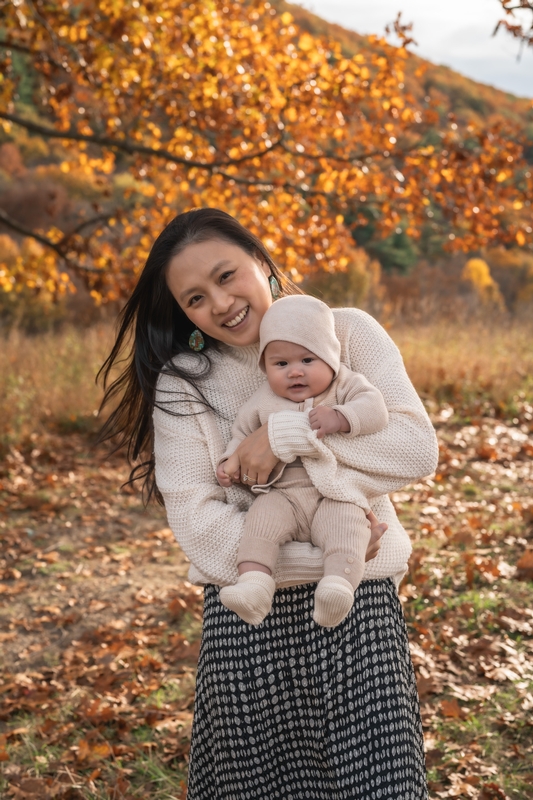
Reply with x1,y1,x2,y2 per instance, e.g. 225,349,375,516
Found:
299,0,533,98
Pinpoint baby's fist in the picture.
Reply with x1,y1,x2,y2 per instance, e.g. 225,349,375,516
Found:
216,462,232,488
308,406,349,439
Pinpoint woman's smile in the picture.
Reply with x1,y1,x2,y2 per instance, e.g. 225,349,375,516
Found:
223,305,249,328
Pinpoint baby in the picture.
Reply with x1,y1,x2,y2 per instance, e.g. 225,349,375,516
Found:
217,295,389,628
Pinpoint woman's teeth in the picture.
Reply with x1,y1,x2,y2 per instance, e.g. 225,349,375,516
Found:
224,307,249,328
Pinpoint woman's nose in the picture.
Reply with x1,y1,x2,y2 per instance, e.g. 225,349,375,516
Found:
211,287,233,314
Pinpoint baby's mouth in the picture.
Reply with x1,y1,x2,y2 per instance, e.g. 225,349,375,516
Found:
223,306,249,328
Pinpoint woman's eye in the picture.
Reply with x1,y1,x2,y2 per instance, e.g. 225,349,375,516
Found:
188,295,202,306
220,270,234,282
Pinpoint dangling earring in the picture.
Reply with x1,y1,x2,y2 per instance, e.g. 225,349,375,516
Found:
269,275,281,300
189,329,205,351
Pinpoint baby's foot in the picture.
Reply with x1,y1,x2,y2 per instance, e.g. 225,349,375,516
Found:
313,576,354,628
220,571,276,625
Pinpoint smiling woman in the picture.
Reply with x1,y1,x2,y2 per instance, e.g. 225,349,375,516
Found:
166,239,273,348
99,206,439,799
97,208,300,499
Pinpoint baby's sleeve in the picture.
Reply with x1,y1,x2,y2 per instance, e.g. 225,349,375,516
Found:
332,368,389,438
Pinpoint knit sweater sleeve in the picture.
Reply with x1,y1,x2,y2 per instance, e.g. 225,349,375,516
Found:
268,309,439,494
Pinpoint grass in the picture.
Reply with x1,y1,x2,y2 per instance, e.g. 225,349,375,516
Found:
0,325,113,450
391,320,533,419
1,319,532,454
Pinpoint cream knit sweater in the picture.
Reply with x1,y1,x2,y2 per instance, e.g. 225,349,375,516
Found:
153,308,439,588
220,364,389,509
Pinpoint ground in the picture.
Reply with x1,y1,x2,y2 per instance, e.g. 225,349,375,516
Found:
0,403,532,799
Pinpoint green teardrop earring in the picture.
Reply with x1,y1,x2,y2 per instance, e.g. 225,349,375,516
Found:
188,329,205,352
269,275,281,300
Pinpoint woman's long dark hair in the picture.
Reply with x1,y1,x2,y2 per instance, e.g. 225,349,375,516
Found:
97,207,301,504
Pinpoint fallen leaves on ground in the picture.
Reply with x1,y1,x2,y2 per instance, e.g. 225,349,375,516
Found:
0,398,532,798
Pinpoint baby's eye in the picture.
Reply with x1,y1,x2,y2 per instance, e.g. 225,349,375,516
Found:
302,357,314,364
276,361,288,367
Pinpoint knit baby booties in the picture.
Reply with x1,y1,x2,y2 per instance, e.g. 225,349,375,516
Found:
219,571,360,628
220,572,276,625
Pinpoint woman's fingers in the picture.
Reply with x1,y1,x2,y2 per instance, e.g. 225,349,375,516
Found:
366,510,379,526
365,516,387,562
235,423,280,486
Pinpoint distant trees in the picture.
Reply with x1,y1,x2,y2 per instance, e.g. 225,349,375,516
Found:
0,0,531,304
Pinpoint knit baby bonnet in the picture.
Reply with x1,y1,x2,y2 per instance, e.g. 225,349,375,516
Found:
258,295,341,377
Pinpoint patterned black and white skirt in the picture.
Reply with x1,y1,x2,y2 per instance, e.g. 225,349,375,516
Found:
187,579,427,800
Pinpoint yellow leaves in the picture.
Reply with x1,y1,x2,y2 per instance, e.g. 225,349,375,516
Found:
496,171,509,183
1,0,529,301
298,33,315,52
285,107,298,122
462,259,505,309
516,231,526,246
513,200,523,210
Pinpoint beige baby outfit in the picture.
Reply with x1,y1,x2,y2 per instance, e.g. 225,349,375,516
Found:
219,296,389,627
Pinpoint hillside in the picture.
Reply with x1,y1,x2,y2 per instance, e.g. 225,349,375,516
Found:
274,1,533,130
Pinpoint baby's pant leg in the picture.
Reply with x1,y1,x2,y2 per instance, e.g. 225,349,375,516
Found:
238,491,298,575
311,500,371,591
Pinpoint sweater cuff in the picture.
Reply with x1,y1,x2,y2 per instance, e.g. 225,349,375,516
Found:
332,405,361,438
274,541,324,588
268,411,319,463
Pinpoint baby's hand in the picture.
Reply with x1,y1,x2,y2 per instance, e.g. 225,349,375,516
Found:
216,461,233,488
216,453,241,487
308,406,350,439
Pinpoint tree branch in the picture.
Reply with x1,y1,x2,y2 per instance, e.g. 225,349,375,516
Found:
0,40,65,70
59,213,112,243
0,207,100,273
0,112,283,169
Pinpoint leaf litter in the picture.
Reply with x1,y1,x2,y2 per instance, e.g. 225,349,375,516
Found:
0,399,532,798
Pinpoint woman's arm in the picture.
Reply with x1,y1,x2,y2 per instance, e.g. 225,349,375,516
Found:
267,309,439,494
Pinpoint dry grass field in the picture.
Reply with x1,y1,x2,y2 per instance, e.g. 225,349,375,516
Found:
0,320,532,799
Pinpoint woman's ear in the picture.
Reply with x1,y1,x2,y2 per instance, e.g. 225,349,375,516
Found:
254,249,271,278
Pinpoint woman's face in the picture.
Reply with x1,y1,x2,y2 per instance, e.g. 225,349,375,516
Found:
166,238,273,347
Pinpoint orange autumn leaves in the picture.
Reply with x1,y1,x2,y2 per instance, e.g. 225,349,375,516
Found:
0,0,532,302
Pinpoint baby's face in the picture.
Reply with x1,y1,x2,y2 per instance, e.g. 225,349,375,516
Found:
263,341,334,402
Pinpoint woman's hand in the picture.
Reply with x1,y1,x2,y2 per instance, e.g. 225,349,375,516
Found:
365,510,387,562
234,423,281,486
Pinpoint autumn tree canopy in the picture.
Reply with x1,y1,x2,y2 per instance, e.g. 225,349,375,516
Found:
0,0,531,303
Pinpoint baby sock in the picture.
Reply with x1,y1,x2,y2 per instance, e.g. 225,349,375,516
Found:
313,575,355,628
219,571,276,625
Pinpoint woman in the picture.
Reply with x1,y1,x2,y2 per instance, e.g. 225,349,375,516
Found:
100,208,438,799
